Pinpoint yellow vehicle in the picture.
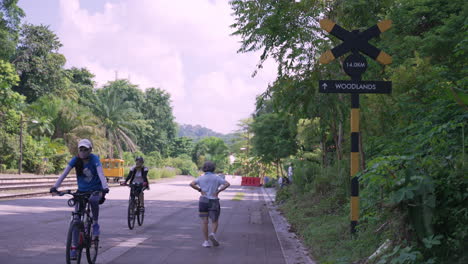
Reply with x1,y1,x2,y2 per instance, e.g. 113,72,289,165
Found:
101,158,125,183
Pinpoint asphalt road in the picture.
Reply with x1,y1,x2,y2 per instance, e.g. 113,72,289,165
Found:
0,175,288,264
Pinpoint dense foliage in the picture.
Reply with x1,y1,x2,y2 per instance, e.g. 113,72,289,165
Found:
230,0,467,263
192,136,230,172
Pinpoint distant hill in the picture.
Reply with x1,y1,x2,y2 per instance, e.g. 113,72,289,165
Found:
177,124,237,144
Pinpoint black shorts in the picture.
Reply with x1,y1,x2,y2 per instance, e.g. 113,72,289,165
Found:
198,197,221,222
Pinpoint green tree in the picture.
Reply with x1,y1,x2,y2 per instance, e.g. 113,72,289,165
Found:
26,95,104,154
192,136,229,171
0,59,23,169
0,0,24,60
65,67,95,103
66,67,94,86
230,118,253,155
251,112,296,177
12,24,69,102
85,83,141,158
103,79,145,110
296,118,329,165
230,0,326,77
140,87,176,156
170,136,194,158
0,59,22,112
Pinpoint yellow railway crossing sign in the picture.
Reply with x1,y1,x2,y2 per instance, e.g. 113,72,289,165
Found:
319,19,392,65
318,19,393,234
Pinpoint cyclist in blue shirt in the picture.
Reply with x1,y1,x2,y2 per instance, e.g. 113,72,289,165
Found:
50,139,109,259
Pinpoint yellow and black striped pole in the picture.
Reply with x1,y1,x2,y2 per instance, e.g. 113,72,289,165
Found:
350,93,360,233
318,18,393,234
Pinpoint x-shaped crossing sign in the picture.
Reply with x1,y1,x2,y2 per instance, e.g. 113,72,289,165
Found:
319,19,392,65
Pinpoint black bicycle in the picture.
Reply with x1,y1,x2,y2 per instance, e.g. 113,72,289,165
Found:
122,182,146,229
54,190,100,264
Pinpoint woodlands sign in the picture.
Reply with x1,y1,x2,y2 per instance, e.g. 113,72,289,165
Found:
319,80,392,93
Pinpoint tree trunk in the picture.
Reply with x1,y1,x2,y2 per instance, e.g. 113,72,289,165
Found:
279,159,285,178
331,120,344,162
276,161,279,179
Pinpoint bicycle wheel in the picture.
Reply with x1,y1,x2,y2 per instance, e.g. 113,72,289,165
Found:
85,218,99,264
127,197,136,229
137,196,145,226
66,222,84,264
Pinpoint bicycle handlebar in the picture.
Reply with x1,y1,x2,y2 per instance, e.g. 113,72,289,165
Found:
52,190,96,207
52,190,72,196
52,190,97,197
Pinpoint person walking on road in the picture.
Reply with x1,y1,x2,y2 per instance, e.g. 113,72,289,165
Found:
190,161,230,248
49,139,109,259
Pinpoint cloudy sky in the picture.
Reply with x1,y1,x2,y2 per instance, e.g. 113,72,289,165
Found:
18,0,277,134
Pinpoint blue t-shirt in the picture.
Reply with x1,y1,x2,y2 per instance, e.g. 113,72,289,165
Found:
69,154,103,192
195,172,227,199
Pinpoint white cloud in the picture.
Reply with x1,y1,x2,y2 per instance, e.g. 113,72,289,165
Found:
57,0,277,134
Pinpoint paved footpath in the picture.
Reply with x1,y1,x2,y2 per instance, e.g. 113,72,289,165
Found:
0,175,314,264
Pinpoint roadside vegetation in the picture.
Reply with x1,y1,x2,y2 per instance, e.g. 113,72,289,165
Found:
230,0,467,263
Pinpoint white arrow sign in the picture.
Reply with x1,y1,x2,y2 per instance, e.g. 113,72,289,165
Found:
319,80,392,94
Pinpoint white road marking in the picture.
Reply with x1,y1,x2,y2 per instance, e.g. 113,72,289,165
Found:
98,236,149,264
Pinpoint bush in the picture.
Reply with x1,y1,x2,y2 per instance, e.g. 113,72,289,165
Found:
21,136,70,174
162,155,198,176
50,153,69,174
147,167,181,179
0,130,19,170
4,168,17,174
145,151,162,168
292,159,348,199
275,185,292,203
263,179,276,188
35,159,55,175
292,160,321,193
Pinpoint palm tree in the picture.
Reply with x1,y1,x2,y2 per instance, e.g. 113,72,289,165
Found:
85,85,140,158
27,95,105,155
27,115,54,138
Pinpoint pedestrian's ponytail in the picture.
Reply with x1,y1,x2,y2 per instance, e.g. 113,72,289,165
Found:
75,156,84,176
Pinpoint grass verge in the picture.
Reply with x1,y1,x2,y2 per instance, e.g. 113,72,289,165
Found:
277,185,386,264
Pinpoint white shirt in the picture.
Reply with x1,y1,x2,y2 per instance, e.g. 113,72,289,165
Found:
130,166,146,183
